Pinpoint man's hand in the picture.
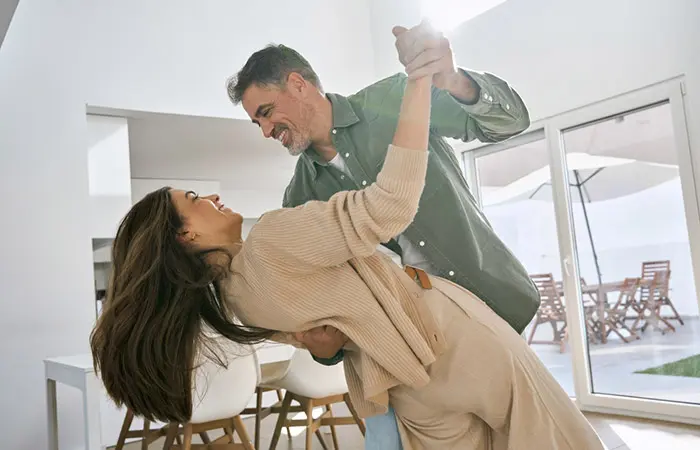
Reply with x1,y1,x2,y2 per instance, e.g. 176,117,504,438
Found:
294,326,348,359
393,21,479,103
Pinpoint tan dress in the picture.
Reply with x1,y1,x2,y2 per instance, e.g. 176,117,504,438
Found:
225,145,604,449
387,276,603,449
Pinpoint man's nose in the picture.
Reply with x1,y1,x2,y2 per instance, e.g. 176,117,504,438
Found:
261,122,274,139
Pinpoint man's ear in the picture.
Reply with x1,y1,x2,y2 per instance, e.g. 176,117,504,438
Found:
286,72,307,95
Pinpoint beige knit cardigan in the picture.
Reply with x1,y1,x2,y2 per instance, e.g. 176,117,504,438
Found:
225,145,446,417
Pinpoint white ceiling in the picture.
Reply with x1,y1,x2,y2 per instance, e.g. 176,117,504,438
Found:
128,113,297,192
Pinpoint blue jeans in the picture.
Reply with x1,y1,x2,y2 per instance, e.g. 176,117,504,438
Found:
364,406,403,450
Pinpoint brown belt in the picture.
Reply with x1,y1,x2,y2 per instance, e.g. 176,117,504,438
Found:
404,265,432,289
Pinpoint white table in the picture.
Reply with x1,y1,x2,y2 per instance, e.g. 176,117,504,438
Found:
44,343,294,450
45,354,104,450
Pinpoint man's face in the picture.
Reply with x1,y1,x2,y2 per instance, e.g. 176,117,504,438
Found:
241,80,314,156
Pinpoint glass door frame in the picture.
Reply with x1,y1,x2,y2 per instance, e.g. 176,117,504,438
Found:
462,77,700,425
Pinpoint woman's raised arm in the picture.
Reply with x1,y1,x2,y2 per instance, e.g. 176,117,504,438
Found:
248,76,433,273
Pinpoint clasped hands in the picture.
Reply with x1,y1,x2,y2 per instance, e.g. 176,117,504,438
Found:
393,20,459,89
293,326,349,359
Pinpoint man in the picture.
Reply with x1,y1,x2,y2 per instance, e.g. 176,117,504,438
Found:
228,22,540,450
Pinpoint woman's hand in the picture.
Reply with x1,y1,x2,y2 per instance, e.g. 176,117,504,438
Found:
294,326,349,359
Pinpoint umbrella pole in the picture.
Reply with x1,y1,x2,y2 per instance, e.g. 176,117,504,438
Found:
573,170,603,286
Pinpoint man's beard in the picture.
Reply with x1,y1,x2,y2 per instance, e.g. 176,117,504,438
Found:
287,137,310,156
285,103,315,156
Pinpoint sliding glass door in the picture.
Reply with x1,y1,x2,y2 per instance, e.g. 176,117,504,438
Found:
463,78,700,425
465,131,576,396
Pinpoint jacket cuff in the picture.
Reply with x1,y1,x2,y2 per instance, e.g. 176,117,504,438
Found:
451,68,495,115
312,349,345,366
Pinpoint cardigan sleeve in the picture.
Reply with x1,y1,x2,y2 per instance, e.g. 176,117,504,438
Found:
249,144,428,273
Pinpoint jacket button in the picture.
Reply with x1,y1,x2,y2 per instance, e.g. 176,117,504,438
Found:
449,271,455,276
419,241,425,247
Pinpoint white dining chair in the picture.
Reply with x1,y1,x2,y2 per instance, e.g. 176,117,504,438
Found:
260,349,365,450
163,335,260,449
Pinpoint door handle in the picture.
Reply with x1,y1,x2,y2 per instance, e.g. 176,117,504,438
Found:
563,256,572,277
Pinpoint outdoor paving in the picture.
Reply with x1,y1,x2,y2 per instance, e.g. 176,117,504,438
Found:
531,317,700,403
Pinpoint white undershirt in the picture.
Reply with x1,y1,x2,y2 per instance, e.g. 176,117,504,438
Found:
328,153,433,272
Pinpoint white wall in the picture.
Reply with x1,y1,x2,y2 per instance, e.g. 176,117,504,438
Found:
448,0,699,138
83,1,375,119
0,1,375,449
368,0,422,79
87,115,132,238
220,189,282,218
131,178,221,205
0,4,96,450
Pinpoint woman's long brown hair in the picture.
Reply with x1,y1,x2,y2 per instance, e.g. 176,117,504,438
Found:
90,187,274,422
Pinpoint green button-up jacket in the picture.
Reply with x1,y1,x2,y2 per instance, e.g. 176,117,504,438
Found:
283,71,541,364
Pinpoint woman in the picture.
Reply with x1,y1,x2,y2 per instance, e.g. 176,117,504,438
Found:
91,74,604,449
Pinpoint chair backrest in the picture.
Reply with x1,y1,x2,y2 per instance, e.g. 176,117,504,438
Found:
189,335,260,424
642,270,671,301
641,260,671,279
640,260,671,301
613,277,640,310
276,349,348,399
529,273,565,318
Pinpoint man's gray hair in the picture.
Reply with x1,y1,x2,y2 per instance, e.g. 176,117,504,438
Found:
226,44,322,104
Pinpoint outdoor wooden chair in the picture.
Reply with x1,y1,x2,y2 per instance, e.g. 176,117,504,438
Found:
553,278,600,345
603,277,641,343
529,274,568,352
640,260,684,328
633,270,680,334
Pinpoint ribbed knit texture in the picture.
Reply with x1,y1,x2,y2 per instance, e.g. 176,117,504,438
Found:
226,144,445,417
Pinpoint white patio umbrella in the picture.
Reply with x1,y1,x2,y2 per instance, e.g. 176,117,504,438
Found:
482,153,679,285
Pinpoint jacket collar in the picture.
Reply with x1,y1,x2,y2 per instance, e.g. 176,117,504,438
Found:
301,93,360,177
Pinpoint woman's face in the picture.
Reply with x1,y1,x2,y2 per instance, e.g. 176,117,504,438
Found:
170,190,244,249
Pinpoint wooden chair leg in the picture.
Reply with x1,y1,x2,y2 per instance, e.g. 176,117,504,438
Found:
182,423,193,450
141,419,151,450
527,321,539,345
224,427,234,443
162,423,179,450
550,321,559,341
198,432,211,444
326,404,339,450
276,389,292,437
115,409,135,450
667,301,685,325
269,391,293,450
315,429,329,450
343,394,365,436
254,387,263,450
305,399,314,450
559,327,568,353
233,415,255,450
